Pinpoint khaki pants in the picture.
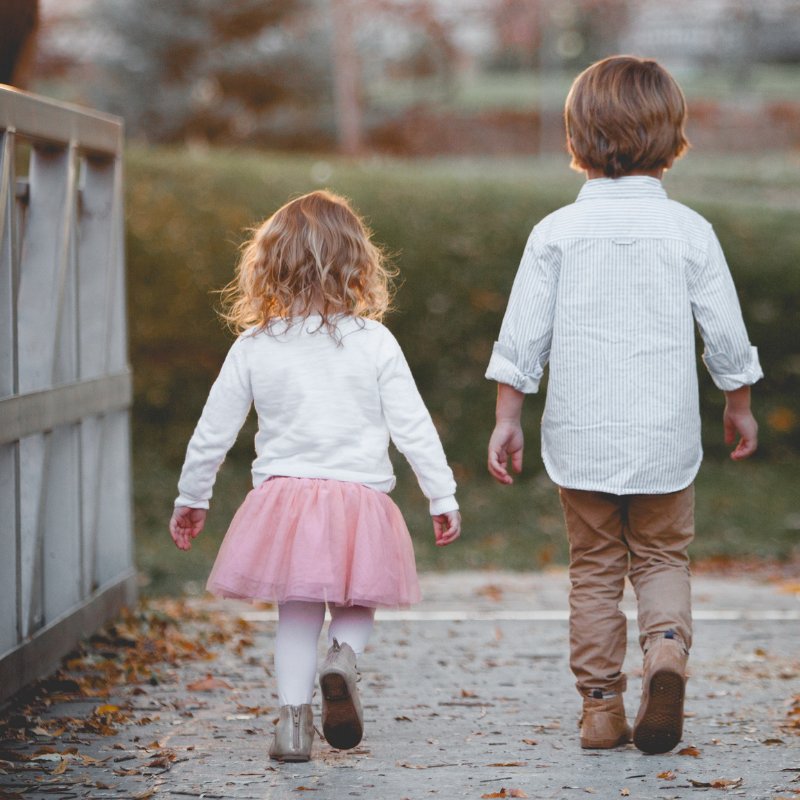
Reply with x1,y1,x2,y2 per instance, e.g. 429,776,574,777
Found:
559,485,695,696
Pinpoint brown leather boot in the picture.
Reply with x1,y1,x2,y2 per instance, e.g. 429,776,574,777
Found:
580,691,632,749
633,630,688,754
319,639,363,750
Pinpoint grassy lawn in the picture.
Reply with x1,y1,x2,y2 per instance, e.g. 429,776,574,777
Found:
126,147,800,596
138,454,800,596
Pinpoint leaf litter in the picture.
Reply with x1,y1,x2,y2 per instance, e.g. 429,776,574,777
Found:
0,598,255,793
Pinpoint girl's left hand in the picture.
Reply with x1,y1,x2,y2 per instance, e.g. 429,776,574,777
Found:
170,507,207,551
433,510,461,546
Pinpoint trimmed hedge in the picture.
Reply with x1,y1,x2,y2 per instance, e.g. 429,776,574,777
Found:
126,147,799,590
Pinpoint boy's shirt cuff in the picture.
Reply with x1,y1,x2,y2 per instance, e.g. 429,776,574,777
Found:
703,345,764,391
485,343,543,394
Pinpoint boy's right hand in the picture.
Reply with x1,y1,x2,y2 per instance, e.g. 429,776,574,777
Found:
170,506,207,551
487,421,524,484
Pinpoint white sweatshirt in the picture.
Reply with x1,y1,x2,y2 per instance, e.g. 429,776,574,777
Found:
176,316,458,515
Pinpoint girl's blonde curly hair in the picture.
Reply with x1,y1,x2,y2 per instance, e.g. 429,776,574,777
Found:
219,190,395,335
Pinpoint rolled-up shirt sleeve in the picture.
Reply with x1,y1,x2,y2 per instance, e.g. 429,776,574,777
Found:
485,229,558,393
691,229,763,391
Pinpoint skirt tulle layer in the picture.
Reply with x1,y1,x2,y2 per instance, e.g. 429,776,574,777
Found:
206,477,421,608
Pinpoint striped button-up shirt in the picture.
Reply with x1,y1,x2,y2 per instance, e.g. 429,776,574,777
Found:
485,176,763,494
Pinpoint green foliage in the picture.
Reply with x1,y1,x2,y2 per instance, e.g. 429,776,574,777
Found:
127,147,800,595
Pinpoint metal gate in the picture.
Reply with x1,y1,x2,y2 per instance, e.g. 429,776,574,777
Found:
0,86,136,701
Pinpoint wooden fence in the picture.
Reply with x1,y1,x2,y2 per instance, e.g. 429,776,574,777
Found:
0,86,136,701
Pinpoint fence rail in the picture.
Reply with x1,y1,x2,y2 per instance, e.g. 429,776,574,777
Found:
0,86,135,701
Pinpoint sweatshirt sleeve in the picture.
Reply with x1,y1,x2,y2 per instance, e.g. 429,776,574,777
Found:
376,329,458,515
175,337,253,508
690,228,763,391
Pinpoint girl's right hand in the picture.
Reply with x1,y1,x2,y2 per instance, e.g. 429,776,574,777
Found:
170,506,207,551
433,510,461,546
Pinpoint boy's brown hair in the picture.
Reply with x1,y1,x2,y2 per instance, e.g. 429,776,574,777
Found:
565,55,689,178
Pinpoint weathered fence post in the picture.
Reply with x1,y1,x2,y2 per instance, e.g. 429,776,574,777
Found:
0,86,135,702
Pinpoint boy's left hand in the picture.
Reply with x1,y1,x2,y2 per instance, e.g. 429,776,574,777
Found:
724,407,758,460
723,385,758,461
433,510,461,546
487,420,524,484
170,506,207,551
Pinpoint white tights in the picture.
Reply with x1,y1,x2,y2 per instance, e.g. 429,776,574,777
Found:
274,601,375,706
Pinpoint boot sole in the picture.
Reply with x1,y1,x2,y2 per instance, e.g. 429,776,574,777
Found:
580,726,632,749
320,672,363,750
269,751,311,763
633,669,685,754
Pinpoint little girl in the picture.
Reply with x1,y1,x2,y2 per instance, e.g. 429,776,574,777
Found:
169,190,461,763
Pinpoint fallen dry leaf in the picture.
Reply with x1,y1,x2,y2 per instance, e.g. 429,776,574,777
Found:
147,753,177,770
689,777,743,789
620,790,630,797
186,674,233,692
521,738,538,746
461,688,478,698
488,761,526,767
236,703,272,716
481,790,528,799
658,771,676,780
678,745,701,757
51,757,68,775
477,583,504,602
783,695,800,734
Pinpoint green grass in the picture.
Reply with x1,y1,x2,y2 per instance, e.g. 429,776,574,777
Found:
138,454,800,595
126,147,800,596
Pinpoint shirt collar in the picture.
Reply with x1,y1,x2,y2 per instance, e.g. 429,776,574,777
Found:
576,175,668,202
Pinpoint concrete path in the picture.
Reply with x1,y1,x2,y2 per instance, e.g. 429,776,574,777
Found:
0,570,798,800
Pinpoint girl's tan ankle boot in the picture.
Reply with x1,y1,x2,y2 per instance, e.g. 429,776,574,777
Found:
319,639,363,750
269,703,314,762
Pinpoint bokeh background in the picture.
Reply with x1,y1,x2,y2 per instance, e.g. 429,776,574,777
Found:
10,0,799,595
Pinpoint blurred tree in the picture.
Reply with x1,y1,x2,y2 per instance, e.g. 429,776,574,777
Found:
489,0,630,71
90,0,333,146
0,0,39,87
331,0,363,154
490,0,543,71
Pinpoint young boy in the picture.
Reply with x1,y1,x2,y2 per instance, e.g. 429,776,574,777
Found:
485,56,761,755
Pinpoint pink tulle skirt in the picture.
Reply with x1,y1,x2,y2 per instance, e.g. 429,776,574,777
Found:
206,477,421,608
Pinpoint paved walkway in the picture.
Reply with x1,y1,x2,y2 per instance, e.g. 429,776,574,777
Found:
1,570,798,800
